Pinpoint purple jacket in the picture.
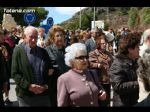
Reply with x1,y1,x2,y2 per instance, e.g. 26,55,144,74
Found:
57,69,103,107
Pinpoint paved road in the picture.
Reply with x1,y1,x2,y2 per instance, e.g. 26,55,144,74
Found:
3,79,18,107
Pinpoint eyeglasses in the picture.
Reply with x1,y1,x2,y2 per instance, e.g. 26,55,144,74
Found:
75,56,88,60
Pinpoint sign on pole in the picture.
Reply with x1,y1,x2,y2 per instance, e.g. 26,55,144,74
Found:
91,20,104,29
24,12,36,25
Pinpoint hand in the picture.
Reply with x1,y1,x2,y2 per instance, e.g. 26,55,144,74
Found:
100,61,109,69
103,64,109,70
98,90,106,101
3,82,8,93
29,84,45,94
48,69,54,76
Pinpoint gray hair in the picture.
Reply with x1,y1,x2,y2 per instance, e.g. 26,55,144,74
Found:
137,48,150,92
24,26,38,36
140,29,150,45
65,43,87,67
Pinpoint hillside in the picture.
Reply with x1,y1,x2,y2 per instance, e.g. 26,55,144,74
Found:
60,7,130,30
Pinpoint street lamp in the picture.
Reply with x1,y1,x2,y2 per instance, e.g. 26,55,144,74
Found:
79,7,82,29
93,7,96,29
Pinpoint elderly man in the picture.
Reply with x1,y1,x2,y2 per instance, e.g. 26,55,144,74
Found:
11,26,53,107
139,29,150,57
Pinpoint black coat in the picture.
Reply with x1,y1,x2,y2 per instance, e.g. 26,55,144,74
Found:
45,44,69,76
45,44,69,106
135,93,150,107
9,35,20,45
109,54,139,106
0,52,7,88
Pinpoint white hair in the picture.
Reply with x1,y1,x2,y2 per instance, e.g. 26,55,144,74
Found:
140,29,150,45
24,26,38,36
65,43,87,67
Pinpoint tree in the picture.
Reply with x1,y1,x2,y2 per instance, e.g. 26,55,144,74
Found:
117,7,130,16
81,13,92,30
104,21,110,31
140,7,150,26
0,7,48,26
128,7,138,29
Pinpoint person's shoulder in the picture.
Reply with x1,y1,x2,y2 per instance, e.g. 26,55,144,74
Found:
3,41,9,47
13,44,23,53
58,70,72,80
89,49,95,55
105,50,113,58
45,44,55,52
37,46,47,53
85,38,92,43
110,55,123,66
135,94,150,107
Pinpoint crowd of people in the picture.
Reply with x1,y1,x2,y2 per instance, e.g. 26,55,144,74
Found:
0,23,150,107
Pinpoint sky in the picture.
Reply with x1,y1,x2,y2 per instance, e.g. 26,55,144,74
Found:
42,7,86,25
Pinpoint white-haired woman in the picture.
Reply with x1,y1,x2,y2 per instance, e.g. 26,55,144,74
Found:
135,48,150,106
57,43,106,107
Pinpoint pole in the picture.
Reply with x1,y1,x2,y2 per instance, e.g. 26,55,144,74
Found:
79,7,82,28
93,7,95,29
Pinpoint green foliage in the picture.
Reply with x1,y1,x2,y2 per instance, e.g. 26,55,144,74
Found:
104,21,109,31
117,7,130,16
67,19,79,30
61,7,131,30
0,7,48,26
128,7,138,29
143,14,150,25
80,13,92,30
140,7,150,25
64,13,92,30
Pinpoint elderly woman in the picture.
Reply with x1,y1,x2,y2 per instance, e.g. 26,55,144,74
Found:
45,25,69,106
109,32,141,106
88,35,113,106
57,43,106,107
135,48,150,106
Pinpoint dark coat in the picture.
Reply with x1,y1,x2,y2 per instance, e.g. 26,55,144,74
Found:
0,42,13,79
108,54,139,106
85,38,96,54
45,44,69,76
45,44,69,106
9,34,20,45
135,93,150,107
11,42,52,97
0,52,7,106
0,52,7,87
